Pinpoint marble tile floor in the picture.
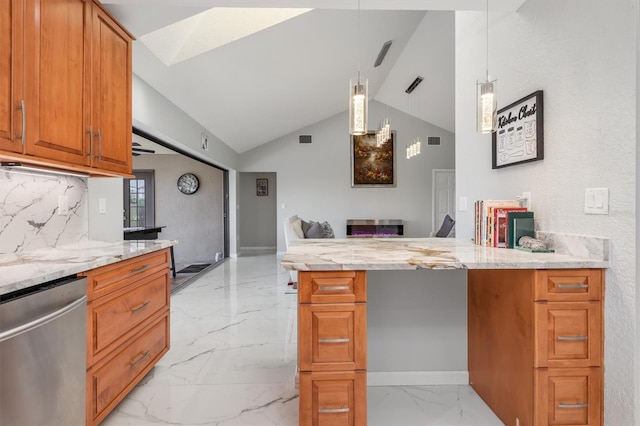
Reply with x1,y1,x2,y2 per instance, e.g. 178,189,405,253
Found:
102,254,504,426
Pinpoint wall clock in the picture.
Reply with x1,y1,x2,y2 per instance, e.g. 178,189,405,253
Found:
177,173,199,195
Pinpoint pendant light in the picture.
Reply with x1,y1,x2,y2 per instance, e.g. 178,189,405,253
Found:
477,0,497,134
349,0,368,135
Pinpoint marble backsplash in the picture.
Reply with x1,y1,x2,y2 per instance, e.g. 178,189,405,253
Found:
0,170,88,254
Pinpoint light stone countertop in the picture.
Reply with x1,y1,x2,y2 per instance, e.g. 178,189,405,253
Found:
0,240,176,296
280,237,609,271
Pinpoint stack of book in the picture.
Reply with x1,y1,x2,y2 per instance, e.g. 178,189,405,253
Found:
474,200,534,248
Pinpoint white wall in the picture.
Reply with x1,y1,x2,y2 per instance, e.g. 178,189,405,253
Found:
238,172,277,251
238,100,455,254
133,154,225,268
456,2,636,424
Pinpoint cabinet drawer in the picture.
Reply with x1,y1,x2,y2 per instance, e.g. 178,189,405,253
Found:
299,271,366,304
88,313,169,424
535,368,602,426
534,270,602,302
534,302,602,368
88,269,169,361
299,371,367,426
299,304,366,372
83,249,170,300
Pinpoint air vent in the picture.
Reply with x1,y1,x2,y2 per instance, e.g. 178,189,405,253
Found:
405,76,424,94
427,137,441,146
299,135,312,144
374,40,393,67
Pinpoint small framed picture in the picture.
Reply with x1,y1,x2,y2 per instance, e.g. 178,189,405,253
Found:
256,178,268,196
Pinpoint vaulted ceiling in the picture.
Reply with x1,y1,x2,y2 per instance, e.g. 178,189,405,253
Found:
103,0,526,154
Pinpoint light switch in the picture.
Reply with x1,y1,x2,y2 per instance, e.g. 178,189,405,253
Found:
58,195,69,215
584,188,609,214
458,196,468,211
99,198,107,214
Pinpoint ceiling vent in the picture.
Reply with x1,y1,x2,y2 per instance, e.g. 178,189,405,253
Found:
405,76,424,94
374,40,393,67
427,137,441,146
299,135,312,144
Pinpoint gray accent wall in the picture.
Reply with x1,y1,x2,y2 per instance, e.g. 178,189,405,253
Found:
238,172,277,252
455,2,636,424
133,154,225,269
238,100,455,254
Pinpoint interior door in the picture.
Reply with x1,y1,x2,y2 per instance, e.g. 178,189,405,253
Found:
432,169,456,236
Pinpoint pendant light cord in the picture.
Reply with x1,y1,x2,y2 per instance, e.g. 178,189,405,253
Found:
486,0,489,81
358,0,361,76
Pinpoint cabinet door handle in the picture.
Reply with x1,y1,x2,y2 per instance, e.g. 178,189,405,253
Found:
96,129,103,160
318,285,350,291
131,301,151,314
557,335,588,341
319,338,350,343
17,100,26,146
558,402,588,409
130,350,150,368
86,126,93,157
131,264,150,274
319,407,349,414
557,283,588,289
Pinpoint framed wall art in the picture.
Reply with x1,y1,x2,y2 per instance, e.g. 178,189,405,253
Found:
351,131,396,187
492,90,544,169
256,178,268,196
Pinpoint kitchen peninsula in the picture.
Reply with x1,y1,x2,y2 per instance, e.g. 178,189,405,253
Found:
281,236,608,426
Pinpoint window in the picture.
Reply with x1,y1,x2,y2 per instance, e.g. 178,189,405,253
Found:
123,171,155,228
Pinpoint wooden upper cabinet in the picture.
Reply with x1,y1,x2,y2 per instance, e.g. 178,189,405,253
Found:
0,0,132,176
90,2,132,174
0,0,24,153
23,0,91,166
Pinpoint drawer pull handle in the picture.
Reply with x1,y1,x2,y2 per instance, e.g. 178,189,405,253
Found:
318,285,350,291
131,301,151,314
319,407,349,414
558,402,588,409
557,335,588,341
131,264,150,274
319,338,350,343
130,350,150,368
557,283,588,289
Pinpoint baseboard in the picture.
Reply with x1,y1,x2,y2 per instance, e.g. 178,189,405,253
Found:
367,371,469,386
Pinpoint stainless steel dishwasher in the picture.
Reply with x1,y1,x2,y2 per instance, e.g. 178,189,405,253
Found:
0,275,87,426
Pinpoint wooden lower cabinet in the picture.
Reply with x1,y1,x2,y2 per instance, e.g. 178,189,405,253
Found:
298,271,367,426
299,371,367,426
82,248,171,425
468,269,603,426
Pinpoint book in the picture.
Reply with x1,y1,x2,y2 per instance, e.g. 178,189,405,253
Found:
512,217,535,247
478,200,520,246
506,211,534,248
493,207,528,247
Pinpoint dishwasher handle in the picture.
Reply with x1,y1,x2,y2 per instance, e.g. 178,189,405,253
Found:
0,295,87,343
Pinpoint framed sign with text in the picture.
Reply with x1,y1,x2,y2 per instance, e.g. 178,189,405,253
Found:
492,90,544,168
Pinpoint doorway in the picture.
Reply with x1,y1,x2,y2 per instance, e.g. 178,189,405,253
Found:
432,169,456,236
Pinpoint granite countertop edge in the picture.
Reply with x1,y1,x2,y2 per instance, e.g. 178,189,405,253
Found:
0,240,177,296
280,237,609,272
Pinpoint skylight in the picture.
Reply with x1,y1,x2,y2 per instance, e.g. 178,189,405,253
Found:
140,7,312,66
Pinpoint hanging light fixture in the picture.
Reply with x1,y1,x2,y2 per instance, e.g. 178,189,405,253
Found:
477,0,497,134
349,0,368,135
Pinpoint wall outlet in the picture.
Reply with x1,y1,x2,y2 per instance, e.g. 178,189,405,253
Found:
201,132,209,151
58,195,69,215
99,197,107,214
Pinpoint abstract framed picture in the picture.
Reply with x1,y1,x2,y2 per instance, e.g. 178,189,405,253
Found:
256,178,268,196
492,90,544,169
351,131,396,187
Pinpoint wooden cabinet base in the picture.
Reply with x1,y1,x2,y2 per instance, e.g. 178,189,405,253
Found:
299,371,367,426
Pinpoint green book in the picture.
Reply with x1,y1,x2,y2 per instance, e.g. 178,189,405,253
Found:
507,211,534,248
512,217,536,248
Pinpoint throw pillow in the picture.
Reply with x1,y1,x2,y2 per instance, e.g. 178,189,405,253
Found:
321,221,335,238
435,214,456,237
301,219,314,236
304,222,325,238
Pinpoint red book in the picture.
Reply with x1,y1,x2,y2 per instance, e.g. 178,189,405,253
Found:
493,207,527,247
